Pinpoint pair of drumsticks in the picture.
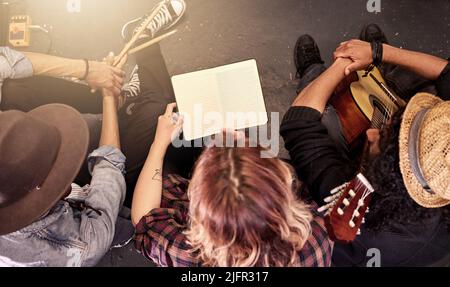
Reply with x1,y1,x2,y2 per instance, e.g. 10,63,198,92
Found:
113,1,177,67
89,2,177,94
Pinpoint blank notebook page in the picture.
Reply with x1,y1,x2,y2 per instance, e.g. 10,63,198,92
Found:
172,59,268,141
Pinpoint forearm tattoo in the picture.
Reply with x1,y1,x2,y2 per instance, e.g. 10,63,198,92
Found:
152,168,162,182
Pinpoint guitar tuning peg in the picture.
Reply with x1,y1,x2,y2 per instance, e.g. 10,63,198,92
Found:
330,184,345,195
337,208,344,216
324,195,335,203
349,220,356,228
357,229,361,235
343,198,350,206
349,189,356,198
362,218,366,224
317,205,330,213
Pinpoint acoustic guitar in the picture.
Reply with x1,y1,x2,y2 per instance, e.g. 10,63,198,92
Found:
330,66,406,151
319,67,406,242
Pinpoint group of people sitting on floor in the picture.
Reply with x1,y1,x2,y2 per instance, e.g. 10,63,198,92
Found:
0,0,449,267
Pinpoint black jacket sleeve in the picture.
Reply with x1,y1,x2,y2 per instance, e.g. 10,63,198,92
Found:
436,60,450,100
280,106,356,205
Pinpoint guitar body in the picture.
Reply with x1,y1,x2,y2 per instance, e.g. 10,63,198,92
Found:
330,73,370,151
330,67,405,151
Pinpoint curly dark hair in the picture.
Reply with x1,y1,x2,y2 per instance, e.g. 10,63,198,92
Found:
363,108,450,232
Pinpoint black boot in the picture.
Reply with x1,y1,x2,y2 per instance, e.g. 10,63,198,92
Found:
294,34,325,78
359,23,389,44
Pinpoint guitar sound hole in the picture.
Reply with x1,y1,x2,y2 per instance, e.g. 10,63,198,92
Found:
370,96,388,115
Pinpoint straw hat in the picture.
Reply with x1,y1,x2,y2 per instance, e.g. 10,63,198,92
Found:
399,93,450,208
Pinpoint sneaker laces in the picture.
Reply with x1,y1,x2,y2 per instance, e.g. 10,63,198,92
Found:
136,3,174,38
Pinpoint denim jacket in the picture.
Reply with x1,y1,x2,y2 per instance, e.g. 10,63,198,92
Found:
0,47,33,104
0,146,126,267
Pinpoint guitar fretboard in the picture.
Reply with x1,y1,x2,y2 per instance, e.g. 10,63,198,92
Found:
370,107,387,129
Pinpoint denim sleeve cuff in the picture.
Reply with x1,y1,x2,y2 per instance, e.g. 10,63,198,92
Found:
88,146,126,175
0,47,34,79
0,47,34,104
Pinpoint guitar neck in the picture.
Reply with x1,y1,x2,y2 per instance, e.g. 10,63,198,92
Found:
370,107,386,129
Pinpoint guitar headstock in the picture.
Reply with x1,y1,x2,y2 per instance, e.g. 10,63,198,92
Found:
318,173,375,244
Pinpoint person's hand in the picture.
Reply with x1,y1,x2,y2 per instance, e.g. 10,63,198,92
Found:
333,39,373,75
86,61,124,94
85,53,127,95
366,128,381,157
153,103,184,148
103,52,128,69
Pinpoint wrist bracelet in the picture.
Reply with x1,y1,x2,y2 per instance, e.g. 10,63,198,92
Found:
371,41,378,66
371,41,383,67
377,42,384,65
80,59,89,81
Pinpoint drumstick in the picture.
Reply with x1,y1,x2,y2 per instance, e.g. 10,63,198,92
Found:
113,1,164,67
91,30,177,93
128,30,177,55
89,30,176,93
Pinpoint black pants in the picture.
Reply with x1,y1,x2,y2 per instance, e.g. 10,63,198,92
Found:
1,44,196,207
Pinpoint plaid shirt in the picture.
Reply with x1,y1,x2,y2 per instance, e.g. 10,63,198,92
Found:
134,174,333,267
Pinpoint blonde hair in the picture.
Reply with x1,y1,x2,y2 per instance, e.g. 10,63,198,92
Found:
185,143,312,267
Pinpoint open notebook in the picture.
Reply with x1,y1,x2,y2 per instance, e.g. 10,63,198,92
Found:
172,59,268,141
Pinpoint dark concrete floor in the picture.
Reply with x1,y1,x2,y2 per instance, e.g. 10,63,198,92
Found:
14,0,450,266
19,0,450,158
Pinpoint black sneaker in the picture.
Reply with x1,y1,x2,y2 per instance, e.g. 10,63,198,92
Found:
294,34,324,78
359,23,389,44
121,0,186,42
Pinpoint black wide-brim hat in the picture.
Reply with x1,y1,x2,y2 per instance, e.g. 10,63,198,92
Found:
0,104,89,235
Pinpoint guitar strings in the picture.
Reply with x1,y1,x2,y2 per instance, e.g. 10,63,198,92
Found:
348,181,374,227
368,70,398,129
370,88,395,129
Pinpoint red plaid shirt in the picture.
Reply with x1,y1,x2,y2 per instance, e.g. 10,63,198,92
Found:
134,174,333,267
